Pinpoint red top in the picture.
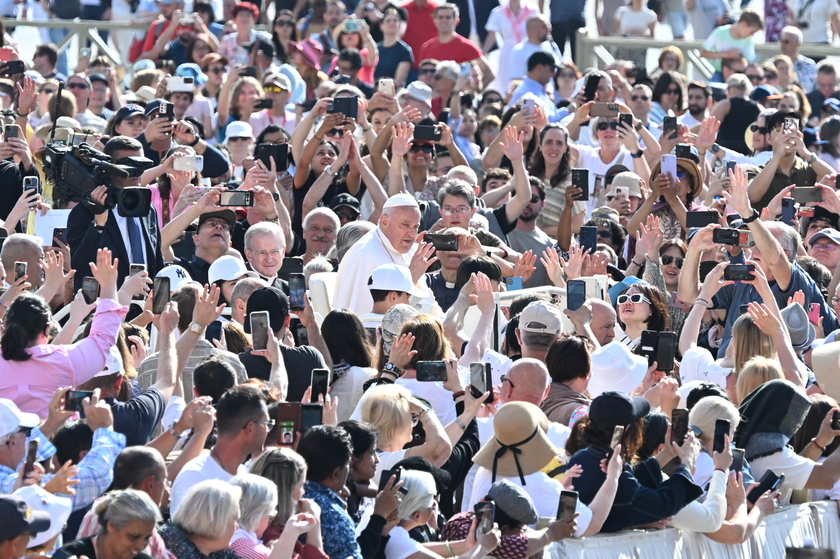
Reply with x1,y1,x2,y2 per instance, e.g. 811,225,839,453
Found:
417,33,482,66
401,0,440,67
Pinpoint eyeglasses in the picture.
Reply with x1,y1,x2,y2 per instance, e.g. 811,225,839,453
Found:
746,74,763,82
433,74,447,80
529,194,541,203
617,293,652,305
335,210,358,221
664,88,680,94
250,419,276,429
750,124,768,134
254,249,283,259
833,297,840,304
263,86,286,93
813,242,838,251
275,19,294,27
68,82,89,90
409,144,434,154
676,169,686,179
419,68,436,75
203,219,231,231
596,121,620,131
500,374,515,388
325,128,344,137
442,205,471,215
631,95,650,101
661,255,685,268
229,136,251,142
16,426,33,438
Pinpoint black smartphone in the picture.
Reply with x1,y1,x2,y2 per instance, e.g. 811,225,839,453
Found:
13,261,26,283
329,96,359,120
589,102,619,118
255,143,289,171
205,320,223,344
219,190,254,207
379,468,401,491
82,276,99,304
557,490,578,521
571,168,589,201
152,276,170,314
583,73,600,102
655,332,677,371
469,362,493,403
52,227,68,248
747,470,784,504
241,66,258,78
739,304,750,315
416,361,447,382
310,368,330,402
686,211,720,228
781,197,797,226
833,411,840,431
610,425,625,449
786,549,835,559
567,279,586,311
714,418,730,454
698,260,718,282
298,98,317,111
663,116,678,138
424,234,458,251
713,228,751,247
791,187,822,204
731,448,745,472
300,403,323,433
474,501,495,535
64,389,94,412
414,124,442,142
619,112,633,129
639,330,659,366
250,310,270,351
22,439,37,476
579,226,598,254
0,60,25,75
276,402,298,445
675,144,692,159
254,98,273,110
671,409,689,445
724,263,756,282
289,273,306,311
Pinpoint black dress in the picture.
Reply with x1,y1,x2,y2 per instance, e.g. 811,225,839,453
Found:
717,97,761,156
53,536,154,559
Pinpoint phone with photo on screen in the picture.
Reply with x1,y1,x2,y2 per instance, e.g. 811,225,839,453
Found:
474,501,495,535
250,310,270,351
289,273,306,311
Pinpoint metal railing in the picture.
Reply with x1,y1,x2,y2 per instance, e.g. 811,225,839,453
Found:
575,28,840,80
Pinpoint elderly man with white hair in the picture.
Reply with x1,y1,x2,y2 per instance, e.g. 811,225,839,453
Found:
333,194,435,315
302,208,340,265
779,26,817,94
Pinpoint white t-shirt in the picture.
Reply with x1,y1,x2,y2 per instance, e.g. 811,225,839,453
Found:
372,449,408,495
792,0,839,43
470,468,592,537
614,7,657,35
385,526,426,559
678,112,705,128
575,144,635,217
749,446,816,504
810,457,840,500
396,370,467,426
170,452,247,513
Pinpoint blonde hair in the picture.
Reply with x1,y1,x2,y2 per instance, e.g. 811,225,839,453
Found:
736,356,784,403
229,474,278,533
359,384,413,449
172,480,241,539
688,396,741,447
731,313,776,379
249,447,307,527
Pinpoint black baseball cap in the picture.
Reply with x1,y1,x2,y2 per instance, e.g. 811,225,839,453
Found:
245,286,290,332
245,37,275,59
0,496,51,541
330,193,360,213
144,99,173,117
88,73,108,85
589,391,650,431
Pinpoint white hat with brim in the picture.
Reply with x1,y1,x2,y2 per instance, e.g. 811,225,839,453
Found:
588,342,648,398
0,398,40,439
369,263,427,297
35,117,81,141
156,264,193,292
14,486,72,548
209,255,260,285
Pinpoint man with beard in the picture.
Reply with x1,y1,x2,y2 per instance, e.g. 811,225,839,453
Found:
506,178,554,288
506,15,562,93
679,82,711,128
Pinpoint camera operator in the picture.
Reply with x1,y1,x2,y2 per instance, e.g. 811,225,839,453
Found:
139,99,231,179
66,136,165,291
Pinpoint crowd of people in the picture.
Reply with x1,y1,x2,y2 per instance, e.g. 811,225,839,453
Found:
3,0,840,558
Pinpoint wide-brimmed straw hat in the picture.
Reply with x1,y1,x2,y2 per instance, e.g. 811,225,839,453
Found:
648,157,703,200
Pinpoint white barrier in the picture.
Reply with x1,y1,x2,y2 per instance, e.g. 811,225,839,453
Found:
547,500,839,558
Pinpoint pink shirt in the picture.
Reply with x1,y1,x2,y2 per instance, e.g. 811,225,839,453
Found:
0,298,128,418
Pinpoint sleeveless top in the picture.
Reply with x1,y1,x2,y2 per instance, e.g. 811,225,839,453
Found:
717,97,760,156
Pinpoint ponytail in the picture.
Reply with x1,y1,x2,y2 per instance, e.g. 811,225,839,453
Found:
1,293,52,361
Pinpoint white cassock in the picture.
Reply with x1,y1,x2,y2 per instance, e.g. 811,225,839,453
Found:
333,227,418,316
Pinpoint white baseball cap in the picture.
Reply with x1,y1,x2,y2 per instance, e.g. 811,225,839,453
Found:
368,264,427,297
383,193,420,209
0,399,39,439
401,81,432,107
209,255,260,285
156,265,193,292
224,121,254,143
518,301,564,335
94,345,124,378
14,486,72,548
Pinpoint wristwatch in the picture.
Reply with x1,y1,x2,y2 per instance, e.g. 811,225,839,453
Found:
382,362,404,378
188,321,203,334
711,143,721,153
631,149,644,158
741,208,760,223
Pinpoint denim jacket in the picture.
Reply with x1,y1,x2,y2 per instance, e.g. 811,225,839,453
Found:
567,445,703,533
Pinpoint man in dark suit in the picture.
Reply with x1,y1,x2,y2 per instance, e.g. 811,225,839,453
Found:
67,136,165,291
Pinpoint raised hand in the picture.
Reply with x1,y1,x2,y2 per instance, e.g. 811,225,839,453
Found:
409,241,437,283
721,164,751,217
512,250,537,283
388,333,416,370
193,284,225,327
89,248,118,299
560,244,587,279
469,272,495,313
499,125,525,162
540,247,566,288
391,122,414,157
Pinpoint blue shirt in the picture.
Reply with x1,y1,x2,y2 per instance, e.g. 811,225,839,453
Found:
304,481,363,559
508,77,570,123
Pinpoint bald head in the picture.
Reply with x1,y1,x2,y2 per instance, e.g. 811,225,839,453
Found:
500,358,550,406
525,14,550,42
590,299,617,346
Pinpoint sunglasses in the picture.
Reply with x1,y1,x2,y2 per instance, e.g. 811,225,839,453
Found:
617,293,652,305
631,95,650,101
419,68,436,75
275,19,294,26
597,229,612,238
596,121,620,131
676,170,686,179
16,426,33,437
558,71,576,79
325,128,344,137
750,124,768,134
664,88,680,94
229,136,251,142
746,74,763,82
68,82,89,89
335,210,358,221
530,194,541,203
410,144,434,153
483,97,502,104
661,255,685,268
263,85,286,93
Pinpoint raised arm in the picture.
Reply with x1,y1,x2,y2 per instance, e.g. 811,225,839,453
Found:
302,135,350,217
498,126,531,225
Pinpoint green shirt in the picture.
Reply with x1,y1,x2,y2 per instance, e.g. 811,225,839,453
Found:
746,155,818,211
702,25,757,71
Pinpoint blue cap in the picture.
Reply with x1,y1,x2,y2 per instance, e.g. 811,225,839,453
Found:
607,276,646,307
750,84,782,102
803,126,828,146
176,63,207,86
114,104,144,122
824,98,840,112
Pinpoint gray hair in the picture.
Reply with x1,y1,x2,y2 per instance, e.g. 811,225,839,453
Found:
229,474,279,533
173,480,241,538
435,60,459,81
244,221,285,252
336,221,375,262
304,255,333,282
397,470,437,521
94,489,161,532
520,330,558,350
0,233,42,270
445,165,478,188
303,207,340,233
231,278,265,308
764,221,800,262
249,447,308,524
781,26,803,43
438,179,476,207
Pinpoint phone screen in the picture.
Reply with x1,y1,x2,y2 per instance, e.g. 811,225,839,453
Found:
474,502,495,535
310,369,330,402
23,440,38,476
300,403,323,433
567,279,586,311
671,409,689,445
379,468,401,491
655,332,677,371
610,425,624,449
289,273,306,311
470,362,486,397
276,402,298,445
13,261,26,283
714,418,730,454
557,490,578,521
416,361,447,382
64,389,94,412
731,448,745,472
250,311,270,351
82,276,100,304
152,277,170,314
205,320,223,344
